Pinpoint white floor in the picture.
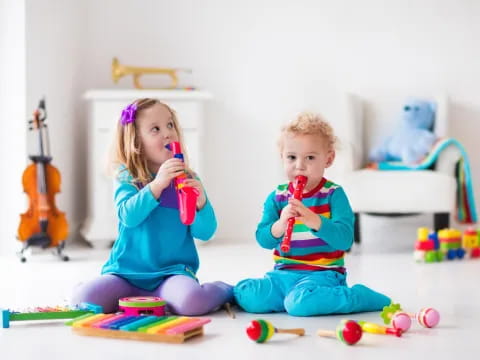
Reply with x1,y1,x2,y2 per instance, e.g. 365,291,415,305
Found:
1,214,479,360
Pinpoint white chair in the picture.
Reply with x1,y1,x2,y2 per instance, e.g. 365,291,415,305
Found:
326,92,460,244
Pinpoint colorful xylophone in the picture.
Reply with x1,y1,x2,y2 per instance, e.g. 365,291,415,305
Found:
67,313,211,343
1,302,102,328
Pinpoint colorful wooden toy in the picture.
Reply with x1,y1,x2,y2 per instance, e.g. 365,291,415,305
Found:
68,312,211,344
246,319,305,343
391,311,412,332
381,303,440,329
462,228,480,258
317,320,362,345
357,321,402,337
118,296,166,316
413,226,480,262
379,303,412,332
415,307,440,328
438,229,465,260
1,302,102,328
414,228,443,263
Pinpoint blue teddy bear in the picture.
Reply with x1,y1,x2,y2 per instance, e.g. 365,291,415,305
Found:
369,98,437,165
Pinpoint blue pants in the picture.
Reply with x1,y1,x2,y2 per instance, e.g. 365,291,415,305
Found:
234,270,390,317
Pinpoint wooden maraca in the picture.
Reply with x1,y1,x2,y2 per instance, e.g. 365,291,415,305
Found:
317,320,363,345
246,319,305,343
381,303,440,330
415,307,440,328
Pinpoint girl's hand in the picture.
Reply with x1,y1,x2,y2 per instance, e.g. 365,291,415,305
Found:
288,198,321,231
154,158,185,190
183,178,207,209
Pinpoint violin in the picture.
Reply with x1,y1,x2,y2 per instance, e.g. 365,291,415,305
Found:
17,99,69,262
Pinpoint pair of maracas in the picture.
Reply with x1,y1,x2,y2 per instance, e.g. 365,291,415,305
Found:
246,318,363,345
380,303,440,332
246,304,441,346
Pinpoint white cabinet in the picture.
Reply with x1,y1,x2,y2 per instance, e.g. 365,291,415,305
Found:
81,89,212,248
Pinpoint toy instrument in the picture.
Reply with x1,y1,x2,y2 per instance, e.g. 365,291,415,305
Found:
17,99,69,262
118,296,166,316
165,141,199,225
381,303,440,329
357,321,402,337
317,319,363,345
280,175,308,253
1,302,102,328
68,312,211,344
246,319,305,343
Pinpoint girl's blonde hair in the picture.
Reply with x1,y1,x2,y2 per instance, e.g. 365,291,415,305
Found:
112,98,190,186
278,112,337,152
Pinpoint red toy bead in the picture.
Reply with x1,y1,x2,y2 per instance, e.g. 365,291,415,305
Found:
339,320,363,345
246,320,262,341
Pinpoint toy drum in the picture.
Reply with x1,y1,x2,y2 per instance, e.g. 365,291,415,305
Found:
119,297,166,316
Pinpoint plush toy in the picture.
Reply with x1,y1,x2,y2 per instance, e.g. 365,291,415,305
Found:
369,98,437,164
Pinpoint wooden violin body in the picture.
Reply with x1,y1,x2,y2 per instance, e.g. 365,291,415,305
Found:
17,99,69,262
18,161,68,247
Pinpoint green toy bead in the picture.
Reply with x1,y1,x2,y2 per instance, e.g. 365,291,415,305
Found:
425,251,437,263
436,251,444,261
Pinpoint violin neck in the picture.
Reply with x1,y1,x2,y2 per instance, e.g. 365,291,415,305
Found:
38,123,46,157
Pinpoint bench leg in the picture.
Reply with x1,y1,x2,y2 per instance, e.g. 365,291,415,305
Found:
354,212,361,244
434,212,450,232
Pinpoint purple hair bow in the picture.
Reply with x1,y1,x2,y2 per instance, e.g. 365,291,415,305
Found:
120,103,137,125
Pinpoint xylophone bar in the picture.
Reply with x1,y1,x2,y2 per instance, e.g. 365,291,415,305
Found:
1,303,102,328
68,313,211,344
72,326,204,344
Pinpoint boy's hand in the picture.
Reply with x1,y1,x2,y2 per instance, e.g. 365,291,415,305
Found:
271,204,299,238
183,178,207,209
278,203,299,226
288,199,321,231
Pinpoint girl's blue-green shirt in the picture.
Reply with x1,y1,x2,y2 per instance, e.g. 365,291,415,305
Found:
101,169,217,291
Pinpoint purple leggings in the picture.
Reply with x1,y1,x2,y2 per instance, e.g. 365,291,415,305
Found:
71,274,234,316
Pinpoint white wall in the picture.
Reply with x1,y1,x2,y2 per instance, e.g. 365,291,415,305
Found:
82,0,480,242
0,0,26,255
25,0,88,243
13,0,480,249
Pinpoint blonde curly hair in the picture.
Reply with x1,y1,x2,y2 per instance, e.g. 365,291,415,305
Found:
278,112,337,152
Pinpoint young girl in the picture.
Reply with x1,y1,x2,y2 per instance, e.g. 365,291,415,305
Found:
72,98,233,315
234,112,391,316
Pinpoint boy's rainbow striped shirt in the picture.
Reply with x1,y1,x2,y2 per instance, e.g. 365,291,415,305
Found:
273,178,346,274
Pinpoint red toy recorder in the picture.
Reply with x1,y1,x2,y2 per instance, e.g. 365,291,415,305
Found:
165,142,199,225
280,175,308,253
